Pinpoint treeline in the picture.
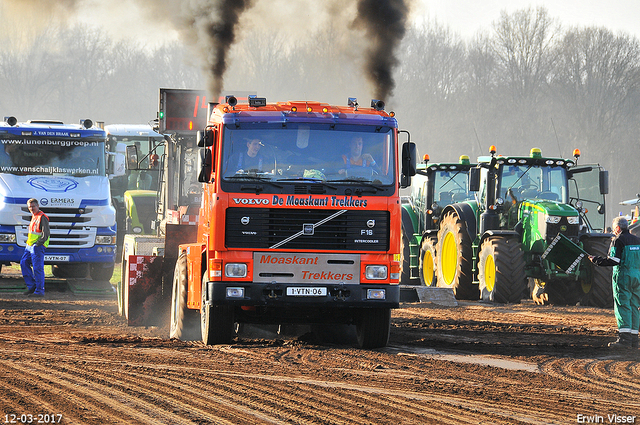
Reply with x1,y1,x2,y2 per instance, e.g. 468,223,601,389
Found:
1,7,638,216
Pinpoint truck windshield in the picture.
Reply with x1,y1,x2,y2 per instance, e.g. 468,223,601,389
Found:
0,138,105,177
499,164,567,203
221,124,395,185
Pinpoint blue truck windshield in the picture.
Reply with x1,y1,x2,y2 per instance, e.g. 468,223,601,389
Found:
0,138,106,177
221,124,396,186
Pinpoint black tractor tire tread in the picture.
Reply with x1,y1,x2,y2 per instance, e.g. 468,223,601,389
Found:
436,212,477,299
478,236,527,304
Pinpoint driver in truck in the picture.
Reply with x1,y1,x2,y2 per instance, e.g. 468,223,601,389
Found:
227,138,266,174
339,136,377,176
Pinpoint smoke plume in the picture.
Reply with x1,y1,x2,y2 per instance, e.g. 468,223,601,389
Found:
173,0,254,99
352,0,410,101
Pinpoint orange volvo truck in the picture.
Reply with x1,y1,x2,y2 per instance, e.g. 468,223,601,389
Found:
171,96,416,348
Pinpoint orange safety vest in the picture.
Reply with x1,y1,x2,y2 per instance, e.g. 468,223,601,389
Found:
27,211,49,247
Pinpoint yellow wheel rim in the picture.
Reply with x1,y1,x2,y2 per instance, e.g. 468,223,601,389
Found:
484,254,495,292
423,250,434,286
441,232,457,285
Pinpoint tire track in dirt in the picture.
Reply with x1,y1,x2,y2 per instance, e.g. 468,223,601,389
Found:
2,360,199,424
540,358,640,405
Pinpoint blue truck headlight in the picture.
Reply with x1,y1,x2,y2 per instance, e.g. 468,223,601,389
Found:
225,263,247,278
0,233,16,243
95,235,116,245
365,265,387,280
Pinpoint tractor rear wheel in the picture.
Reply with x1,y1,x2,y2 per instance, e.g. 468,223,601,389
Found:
436,212,477,299
579,238,613,308
169,253,201,340
478,236,526,303
201,276,235,345
419,236,437,286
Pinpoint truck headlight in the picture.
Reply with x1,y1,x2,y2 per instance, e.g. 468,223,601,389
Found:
225,263,247,278
546,216,561,224
567,216,579,225
365,265,387,280
0,233,16,243
95,235,116,244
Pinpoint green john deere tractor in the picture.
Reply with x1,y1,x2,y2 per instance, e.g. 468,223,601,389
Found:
436,147,613,307
401,155,475,289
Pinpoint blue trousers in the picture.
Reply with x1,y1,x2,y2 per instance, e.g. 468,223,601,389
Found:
20,245,45,295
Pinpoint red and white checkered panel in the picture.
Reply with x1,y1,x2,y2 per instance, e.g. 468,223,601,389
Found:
128,255,150,286
181,214,199,225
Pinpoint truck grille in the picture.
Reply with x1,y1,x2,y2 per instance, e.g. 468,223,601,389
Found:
17,207,97,249
226,208,389,251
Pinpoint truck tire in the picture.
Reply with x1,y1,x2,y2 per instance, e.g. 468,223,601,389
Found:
419,236,438,286
118,250,127,316
169,253,201,340
579,238,613,308
201,276,235,345
90,263,114,281
478,236,526,303
436,212,477,299
355,308,391,349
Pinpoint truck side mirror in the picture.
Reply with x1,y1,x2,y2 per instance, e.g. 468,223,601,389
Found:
197,129,215,147
125,145,139,170
198,148,212,183
108,142,126,178
400,142,416,188
469,168,481,192
599,170,608,195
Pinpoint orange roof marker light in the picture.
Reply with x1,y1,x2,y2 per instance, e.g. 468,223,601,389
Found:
573,148,581,159
423,154,430,164
489,145,497,155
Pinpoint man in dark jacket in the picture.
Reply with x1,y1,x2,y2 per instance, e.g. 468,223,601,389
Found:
589,216,640,350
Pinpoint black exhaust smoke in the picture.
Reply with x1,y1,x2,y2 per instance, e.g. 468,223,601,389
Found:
174,0,254,99
353,0,410,101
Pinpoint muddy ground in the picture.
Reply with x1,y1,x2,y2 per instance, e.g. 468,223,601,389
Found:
0,275,638,424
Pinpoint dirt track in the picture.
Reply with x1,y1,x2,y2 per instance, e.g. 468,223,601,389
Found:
0,280,639,424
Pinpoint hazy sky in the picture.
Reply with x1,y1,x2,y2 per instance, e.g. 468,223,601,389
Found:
417,0,640,40
69,0,640,48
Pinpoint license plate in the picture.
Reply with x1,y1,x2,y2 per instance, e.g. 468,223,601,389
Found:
286,287,327,297
44,255,70,262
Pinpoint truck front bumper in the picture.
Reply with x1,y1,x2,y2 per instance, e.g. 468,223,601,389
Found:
206,281,400,309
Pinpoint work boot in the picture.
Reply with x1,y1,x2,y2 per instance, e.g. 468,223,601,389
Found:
608,332,632,349
22,287,35,295
632,334,639,349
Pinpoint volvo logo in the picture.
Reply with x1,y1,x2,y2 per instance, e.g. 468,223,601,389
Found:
366,220,376,228
241,216,250,225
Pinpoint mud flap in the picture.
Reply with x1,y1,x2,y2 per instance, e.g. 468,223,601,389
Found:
124,255,164,326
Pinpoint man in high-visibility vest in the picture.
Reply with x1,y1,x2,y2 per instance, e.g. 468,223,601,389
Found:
21,198,50,297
